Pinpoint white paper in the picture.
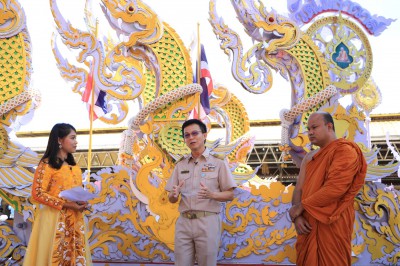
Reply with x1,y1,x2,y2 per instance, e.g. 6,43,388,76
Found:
59,186,96,202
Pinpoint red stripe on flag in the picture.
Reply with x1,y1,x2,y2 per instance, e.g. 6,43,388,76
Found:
82,65,108,121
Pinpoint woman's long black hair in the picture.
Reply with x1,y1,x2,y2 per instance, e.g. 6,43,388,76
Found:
42,123,77,169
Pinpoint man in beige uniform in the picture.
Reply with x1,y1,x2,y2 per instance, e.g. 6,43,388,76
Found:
166,119,236,266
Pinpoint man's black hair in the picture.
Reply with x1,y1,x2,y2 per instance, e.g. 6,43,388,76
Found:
182,119,207,135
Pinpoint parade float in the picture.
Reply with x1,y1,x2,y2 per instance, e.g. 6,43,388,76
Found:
0,0,399,265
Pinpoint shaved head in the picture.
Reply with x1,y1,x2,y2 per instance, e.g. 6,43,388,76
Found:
307,112,337,148
310,112,335,132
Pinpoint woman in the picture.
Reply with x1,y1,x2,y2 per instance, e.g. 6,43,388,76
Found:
24,123,92,265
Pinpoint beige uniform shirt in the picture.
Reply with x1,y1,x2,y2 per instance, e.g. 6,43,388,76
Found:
165,148,236,213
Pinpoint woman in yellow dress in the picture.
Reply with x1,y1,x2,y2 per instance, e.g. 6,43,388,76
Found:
23,123,92,265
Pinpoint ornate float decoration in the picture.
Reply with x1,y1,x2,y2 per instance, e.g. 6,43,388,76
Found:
0,0,40,264
0,0,398,265
209,0,399,265
49,0,263,263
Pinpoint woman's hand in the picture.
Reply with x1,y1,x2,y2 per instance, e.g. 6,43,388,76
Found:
63,201,88,212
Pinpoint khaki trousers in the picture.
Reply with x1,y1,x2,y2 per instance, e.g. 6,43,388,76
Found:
174,213,221,266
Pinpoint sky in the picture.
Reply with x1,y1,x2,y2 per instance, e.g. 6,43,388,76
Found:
16,0,400,133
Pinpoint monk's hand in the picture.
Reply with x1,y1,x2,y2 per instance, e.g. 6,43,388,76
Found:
172,181,185,198
294,216,312,235
289,203,304,221
198,182,213,199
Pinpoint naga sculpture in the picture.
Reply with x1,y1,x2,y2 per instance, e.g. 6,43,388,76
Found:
209,0,399,264
49,0,267,263
0,0,40,263
0,0,398,265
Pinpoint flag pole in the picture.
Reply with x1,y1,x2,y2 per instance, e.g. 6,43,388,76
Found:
86,19,98,184
196,22,201,119
87,66,94,184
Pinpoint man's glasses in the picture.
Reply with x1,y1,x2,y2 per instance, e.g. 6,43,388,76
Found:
183,130,203,139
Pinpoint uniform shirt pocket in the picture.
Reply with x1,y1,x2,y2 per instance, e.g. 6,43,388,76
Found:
178,173,191,193
202,172,219,192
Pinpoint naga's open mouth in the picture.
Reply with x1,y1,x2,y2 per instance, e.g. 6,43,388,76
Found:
103,5,147,35
259,28,284,42
256,27,286,51
115,17,146,31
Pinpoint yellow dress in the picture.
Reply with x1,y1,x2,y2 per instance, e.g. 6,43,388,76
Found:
23,161,92,266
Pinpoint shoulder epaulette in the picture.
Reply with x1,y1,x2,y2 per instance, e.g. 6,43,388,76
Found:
210,152,226,160
175,156,186,164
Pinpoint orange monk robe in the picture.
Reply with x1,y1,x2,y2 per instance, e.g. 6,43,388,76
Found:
296,139,367,266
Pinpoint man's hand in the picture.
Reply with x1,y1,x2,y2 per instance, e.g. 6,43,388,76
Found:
172,180,185,198
294,216,312,235
198,182,214,199
289,203,304,221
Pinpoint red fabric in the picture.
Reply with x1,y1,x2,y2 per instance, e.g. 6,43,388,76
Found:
296,138,367,266
81,66,93,103
82,65,107,120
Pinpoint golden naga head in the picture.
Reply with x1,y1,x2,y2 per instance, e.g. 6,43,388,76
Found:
0,0,25,38
101,0,163,46
232,0,301,53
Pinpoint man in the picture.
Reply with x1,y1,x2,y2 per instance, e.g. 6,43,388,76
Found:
165,119,236,266
289,112,367,266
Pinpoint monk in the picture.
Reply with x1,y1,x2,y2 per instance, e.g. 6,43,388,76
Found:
289,112,367,266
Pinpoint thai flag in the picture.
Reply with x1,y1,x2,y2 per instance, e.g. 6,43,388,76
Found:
81,66,108,120
190,44,213,119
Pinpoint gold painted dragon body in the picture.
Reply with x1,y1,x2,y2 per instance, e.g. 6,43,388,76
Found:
0,0,41,263
208,0,378,161
0,0,398,265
